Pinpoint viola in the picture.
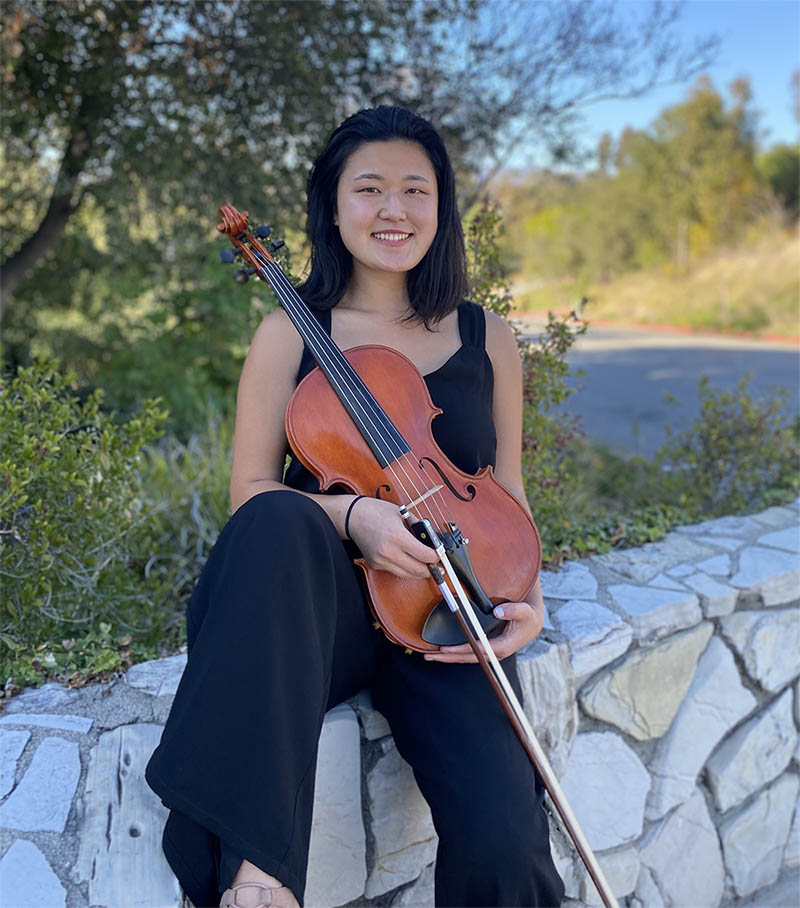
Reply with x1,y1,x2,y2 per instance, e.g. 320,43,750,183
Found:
216,204,618,908
216,204,541,654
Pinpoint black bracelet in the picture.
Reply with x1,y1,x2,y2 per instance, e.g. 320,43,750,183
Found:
344,495,366,541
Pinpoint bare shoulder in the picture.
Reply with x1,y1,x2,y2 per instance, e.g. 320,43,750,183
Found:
483,309,520,368
229,306,305,498
249,306,304,363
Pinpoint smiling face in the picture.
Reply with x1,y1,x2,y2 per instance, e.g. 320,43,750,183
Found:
334,140,439,281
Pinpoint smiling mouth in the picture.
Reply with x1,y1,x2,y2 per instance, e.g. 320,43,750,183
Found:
371,232,413,242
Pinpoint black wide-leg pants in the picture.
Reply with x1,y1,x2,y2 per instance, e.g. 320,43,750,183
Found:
145,490,564,908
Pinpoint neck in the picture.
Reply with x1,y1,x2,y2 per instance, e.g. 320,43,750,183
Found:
339,268,412,320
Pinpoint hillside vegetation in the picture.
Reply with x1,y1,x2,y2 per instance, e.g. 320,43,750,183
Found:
513,228,799,338
496,76,799,338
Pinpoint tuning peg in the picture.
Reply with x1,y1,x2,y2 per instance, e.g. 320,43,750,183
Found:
233,268,250,284
254,225,272,239
219,248,236,264
268,240,285,254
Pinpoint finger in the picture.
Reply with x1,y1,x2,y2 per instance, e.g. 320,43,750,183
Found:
404,539,441,564
491,602,534,620
390,554,436,580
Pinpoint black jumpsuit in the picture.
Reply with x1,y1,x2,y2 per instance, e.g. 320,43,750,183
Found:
144,301,565,908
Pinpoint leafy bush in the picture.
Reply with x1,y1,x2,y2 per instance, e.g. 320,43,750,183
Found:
466,198,589,563
0,359,171,687
0,358,238,693
656,375,799,515
543,375,799,564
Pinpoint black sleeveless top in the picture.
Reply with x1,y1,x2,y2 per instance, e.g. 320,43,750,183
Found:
282,300,497,493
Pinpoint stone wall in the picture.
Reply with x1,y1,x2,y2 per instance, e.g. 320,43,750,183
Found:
309,501,800,907
2,502,797,907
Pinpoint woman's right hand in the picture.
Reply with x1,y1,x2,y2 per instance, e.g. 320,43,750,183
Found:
346,496,441,581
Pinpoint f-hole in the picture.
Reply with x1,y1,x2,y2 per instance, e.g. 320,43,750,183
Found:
419,457,476,502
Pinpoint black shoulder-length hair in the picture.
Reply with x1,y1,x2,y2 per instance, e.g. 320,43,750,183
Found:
297,105,467,328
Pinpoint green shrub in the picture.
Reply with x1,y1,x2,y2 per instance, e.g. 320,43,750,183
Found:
544,375,799,564
656,375,799,515
0,359,169,688
466,199,589,563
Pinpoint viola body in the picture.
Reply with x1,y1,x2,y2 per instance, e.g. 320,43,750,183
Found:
285,343,542,653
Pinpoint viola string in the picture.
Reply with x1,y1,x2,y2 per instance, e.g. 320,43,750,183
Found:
258,256,435,524
263,258,458,534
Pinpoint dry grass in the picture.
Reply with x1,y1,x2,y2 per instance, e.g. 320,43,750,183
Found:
514,229,800,339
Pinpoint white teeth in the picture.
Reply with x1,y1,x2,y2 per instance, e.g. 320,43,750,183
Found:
373,232,411,240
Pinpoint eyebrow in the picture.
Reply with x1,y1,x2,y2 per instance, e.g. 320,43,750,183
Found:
352,172,430,183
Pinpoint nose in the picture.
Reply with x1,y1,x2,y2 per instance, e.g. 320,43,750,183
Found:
379,191,407,221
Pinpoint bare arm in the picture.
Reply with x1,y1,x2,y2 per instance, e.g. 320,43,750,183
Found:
228,308,437,578
484,310,545,615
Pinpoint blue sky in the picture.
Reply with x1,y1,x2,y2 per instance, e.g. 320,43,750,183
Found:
511,0,799,169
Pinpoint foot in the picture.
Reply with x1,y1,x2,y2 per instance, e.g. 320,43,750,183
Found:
220,860,299,908
219,880,297,908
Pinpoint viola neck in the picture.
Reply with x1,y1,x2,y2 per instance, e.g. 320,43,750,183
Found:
256,258,411,469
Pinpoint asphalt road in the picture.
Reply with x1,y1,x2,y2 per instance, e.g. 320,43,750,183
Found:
516,320,800,457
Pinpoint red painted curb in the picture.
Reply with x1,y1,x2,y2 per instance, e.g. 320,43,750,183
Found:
509,308,800,347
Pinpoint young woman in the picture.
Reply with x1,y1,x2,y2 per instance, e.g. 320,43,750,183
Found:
145,106,564,908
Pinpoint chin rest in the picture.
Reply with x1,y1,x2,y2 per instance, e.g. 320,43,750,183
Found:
421,597,504,646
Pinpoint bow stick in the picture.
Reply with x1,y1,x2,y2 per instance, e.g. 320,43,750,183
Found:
401,509,619,908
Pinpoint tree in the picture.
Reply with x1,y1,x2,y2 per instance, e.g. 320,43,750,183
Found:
758,143,800,219
496,75,773,288
2,0,716,308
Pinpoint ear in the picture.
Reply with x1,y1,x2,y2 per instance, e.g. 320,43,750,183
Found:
333,213,338,226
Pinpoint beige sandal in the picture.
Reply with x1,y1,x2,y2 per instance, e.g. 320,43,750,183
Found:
219,880,296,908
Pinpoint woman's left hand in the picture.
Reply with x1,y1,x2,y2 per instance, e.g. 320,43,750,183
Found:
423,600,545,663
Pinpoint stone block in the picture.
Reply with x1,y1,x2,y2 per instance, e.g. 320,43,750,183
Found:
0,729,30,799
720,773,800,897
631,866,664,908
579,623,713,741
306,705,366,907
540,562,598,600
785,796,800,870
74,724,181,908
351,689,391,740
639,790,724,907
729,546,800,607
608,584,701,642
707,688,797,812
678,515,763,537
518,639,577,778
0,736,80,832
720,608,800,692
390,862,435,907
696,535,748,551
647,573,688,591
0,713,93,733
581,846,640,904
1,682,80,714
752,506,798,528
694,553,732,577
795,679,800,728
597,533,713,583
647,636,757,820
740,871,800,908
682,572,738,617
365,743,437,898
0,839,66,908
550,833,580,900
759,526,800,553
559,731,651,851
666,562,696,577
124,654,187,697
551,600,633,681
